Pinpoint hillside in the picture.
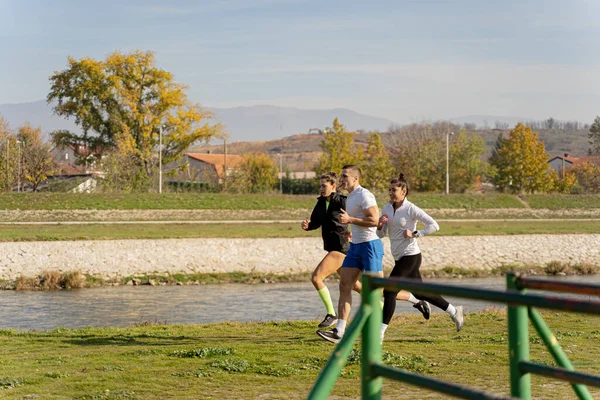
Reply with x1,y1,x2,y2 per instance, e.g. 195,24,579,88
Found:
190,132,375,171
477,128,590,158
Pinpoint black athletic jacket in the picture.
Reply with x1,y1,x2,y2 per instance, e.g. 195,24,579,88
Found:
306,192,350,254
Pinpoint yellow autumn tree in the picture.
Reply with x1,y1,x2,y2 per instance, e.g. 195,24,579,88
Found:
491,123,554,193
549,169,577,194
314,118,363,176
363,132,394,192
47,50,223,185
228,152,277,193
18,123,56,191
0,115,19,191
100,127,150,192
570,161,600,193
450,131,491,193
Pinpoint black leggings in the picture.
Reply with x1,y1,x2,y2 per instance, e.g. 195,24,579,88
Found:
383,253,450,325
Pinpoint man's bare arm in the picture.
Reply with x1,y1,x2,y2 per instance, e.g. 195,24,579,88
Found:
340,206,379,227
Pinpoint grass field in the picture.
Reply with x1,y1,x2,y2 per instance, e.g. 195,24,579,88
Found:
0,220,598,242
0,193,317,210
523,194,600,209
4,192,600,210
0,310,598,399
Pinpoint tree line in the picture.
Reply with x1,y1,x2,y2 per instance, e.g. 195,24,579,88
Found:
223,117,600,195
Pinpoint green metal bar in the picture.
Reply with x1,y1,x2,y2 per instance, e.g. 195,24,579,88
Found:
307,305,372,400
361,274,383,400
310,273,600,400
371,364,515,400
528,307,593,399
507,273,531,399
370,277,600,315
520,362,600,389
517,277,600,296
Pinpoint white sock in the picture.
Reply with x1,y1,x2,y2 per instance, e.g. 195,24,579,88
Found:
380,324,388,340
446,304,457,317
336,319,347,336
407,293,419,305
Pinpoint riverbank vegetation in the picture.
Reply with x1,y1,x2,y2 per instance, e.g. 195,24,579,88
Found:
4,261,597,291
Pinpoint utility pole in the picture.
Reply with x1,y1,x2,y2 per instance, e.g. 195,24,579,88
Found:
445,132,454,194
6,139,8,191
224,139,228,190
17,140,21,193
279,153,283,194
158,125,163,194
562,153,568,179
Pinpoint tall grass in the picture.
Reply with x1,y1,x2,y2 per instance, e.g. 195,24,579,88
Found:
15,270,86,290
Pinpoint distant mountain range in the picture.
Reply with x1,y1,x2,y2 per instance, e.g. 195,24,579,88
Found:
208,105,397,142
0,99,542,143
0,100,396,142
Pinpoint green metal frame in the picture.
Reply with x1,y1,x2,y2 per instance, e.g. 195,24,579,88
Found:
308,273,600,400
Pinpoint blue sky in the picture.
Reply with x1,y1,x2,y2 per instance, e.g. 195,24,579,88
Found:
1,0,598,123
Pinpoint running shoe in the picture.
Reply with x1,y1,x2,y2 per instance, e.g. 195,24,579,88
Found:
316,328,342,344
452,306,464,332
318,314,338,328
413,300,431,320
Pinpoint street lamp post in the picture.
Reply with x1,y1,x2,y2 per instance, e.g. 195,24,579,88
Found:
16,140,21,193
158,125,163,194
445,132,454,194
279,153,283,194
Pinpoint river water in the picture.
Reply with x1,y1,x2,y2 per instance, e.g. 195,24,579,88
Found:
1,276,599,331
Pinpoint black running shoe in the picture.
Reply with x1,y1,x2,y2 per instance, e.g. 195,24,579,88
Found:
414,300,431,320
316,328,342,344
318,314,338,328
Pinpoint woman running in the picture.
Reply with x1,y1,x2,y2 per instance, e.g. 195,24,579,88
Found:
377,174,464,342
302,172,357,328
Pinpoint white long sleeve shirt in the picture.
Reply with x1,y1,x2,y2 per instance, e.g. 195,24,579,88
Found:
376,199,439,259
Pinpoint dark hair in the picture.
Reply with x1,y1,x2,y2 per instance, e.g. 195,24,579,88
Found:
341,164,362,179
320,171,338,186
390,173,409,195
